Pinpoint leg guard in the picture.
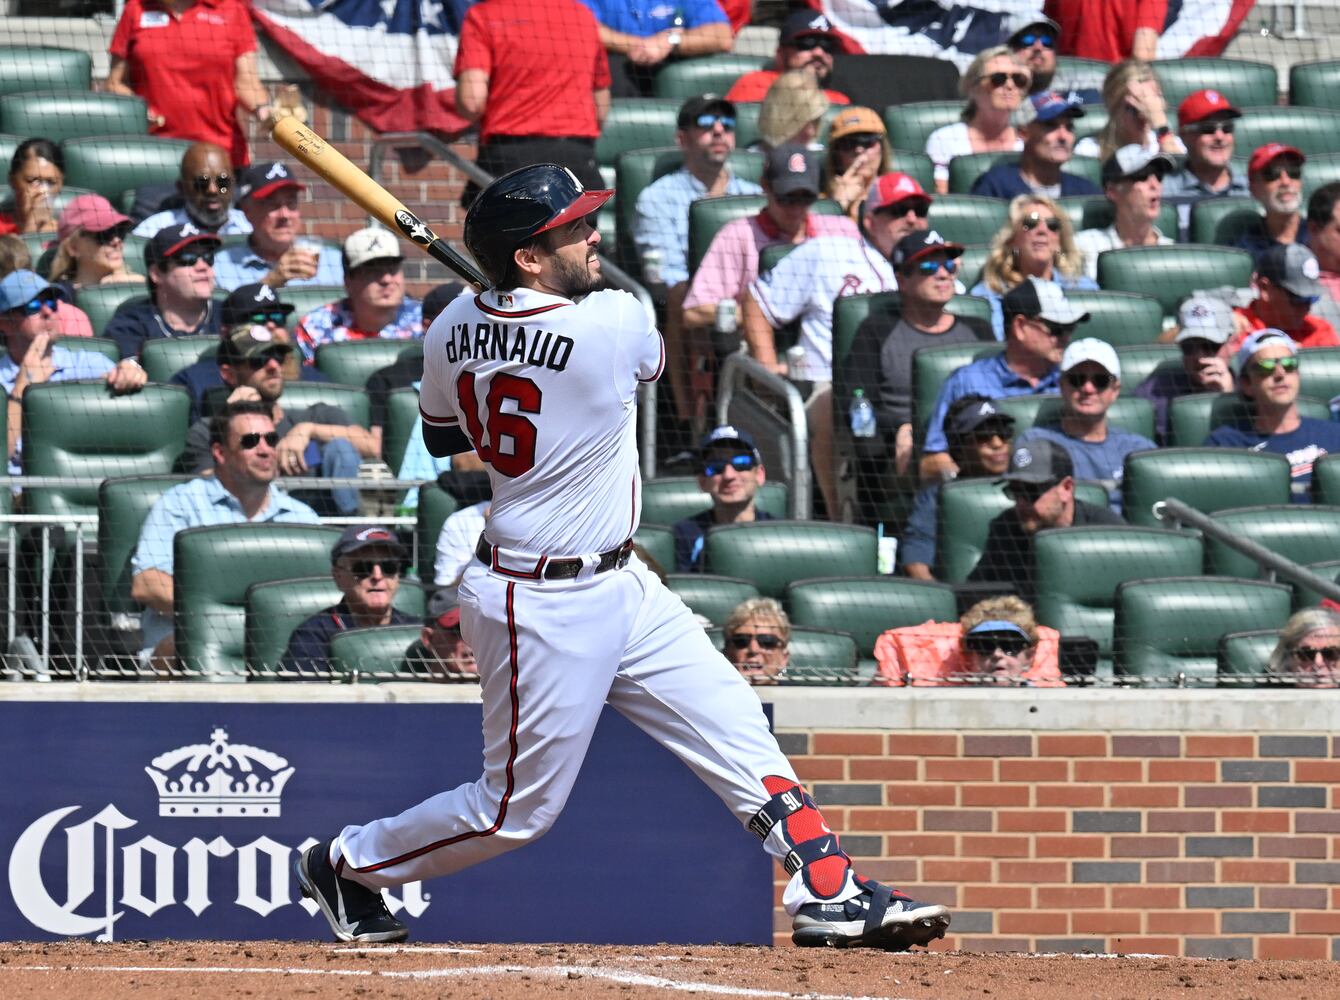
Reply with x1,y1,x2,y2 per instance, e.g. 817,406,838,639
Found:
753,776,852,899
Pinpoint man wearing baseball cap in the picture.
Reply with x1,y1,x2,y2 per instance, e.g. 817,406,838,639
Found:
972,91,1098,199
132,141,251,239
1134,293,1237,442
294,226,423,363
1074,145,1175,280
726,10,850,105
920,276,1087,482
1016,337,1156,512
1205,329,1340,501
403,588,478,680
966,437,1124,601
213,161,343,292
282,525,419,676
1229,243,1339,353
1306,182,1340,333
104,221,223,360
673,425,774,572
1162,90,1248,237
1236,143,1308,264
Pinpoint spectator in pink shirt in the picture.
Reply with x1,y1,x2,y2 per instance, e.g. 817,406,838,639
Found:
669,143,855,431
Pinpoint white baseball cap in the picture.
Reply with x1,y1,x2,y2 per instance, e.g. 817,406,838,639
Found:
1175,294,1234,345
343,227,403,270
1060,337,1121,379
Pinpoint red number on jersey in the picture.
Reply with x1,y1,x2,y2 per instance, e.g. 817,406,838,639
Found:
456,372,542,477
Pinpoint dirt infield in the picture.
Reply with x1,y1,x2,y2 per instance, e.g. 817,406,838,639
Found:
0,940,1336,999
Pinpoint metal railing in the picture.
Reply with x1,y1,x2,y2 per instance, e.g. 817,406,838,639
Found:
716,352,812,519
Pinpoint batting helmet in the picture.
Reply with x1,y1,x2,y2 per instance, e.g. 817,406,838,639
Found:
464,164,613,288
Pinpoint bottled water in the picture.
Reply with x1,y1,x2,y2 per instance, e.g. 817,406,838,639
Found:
849,388,876,439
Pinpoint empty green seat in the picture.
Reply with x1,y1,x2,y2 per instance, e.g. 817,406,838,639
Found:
383,387,422,475
1168,392,1331,448
936,478,1010,583
1114,576,1291,685
926,194,1007,247
883,101,961,154
0,90,148,143
328,624,425,680
1234,106,1340,158
1151,58,1278,113
688,194,766,274
416,485,459,579
277,382,371,428
52,335,119,363
1096,245,1254,318
1205,505,1340,579
1217,629,1282,687
1190,197,1262,246
640,476,788,527
1115,344,1179,387
704,521,877,597
315,339,422,388
633,523,676,573
174,523,342,678
1035,525,1203,662
912,341,1001,439
665,573,759,626
1312,453,1340,505
74,285,146,338
595,99,680,167
1121,447,1292,528
140,336,217,383
0,47,92,96
1298,346,1340,402
993,393,1156,441
653,54,767,99
784,627,860,685
97,474,188,624
784,575,956,659
1290,60,1340,108
61,135,192,201
1060,290,1163,347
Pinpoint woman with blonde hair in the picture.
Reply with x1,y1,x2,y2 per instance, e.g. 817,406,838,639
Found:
970,193,1097,339
823,106,891,220
1074,60,1185,161
48,194,141,293
757,69,829,151
924,45,1029,193
1267,608,1340,687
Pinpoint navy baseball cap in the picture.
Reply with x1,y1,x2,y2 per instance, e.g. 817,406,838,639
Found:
146,221,222,269
948,398,1014,439
780,9,838,44
331,525,408,563
1028,91,1085,123
891,229,963,269
678,94,736,129
220,282,294,327
236,161,304,203
699,425,761,461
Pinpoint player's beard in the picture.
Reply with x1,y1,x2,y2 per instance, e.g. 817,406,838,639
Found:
551,250,599,298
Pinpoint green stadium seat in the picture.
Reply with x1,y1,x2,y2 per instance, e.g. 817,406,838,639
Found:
784,626,860,685
1151,58,1279,113
956,245,989,289
74,285,146,339
1035,525,1203,662
315,339,422,388
1113,576,1291,685
1312,453,1340,505
633,523,676,573
950,154,1100,195
1291,559,1340,610
936,477,1018,583
653,54,768,100
758,242,797,275
946,293,993,327
1189,197,1262,246
704,521,877,597
1121,447,1292,528
732,102,763,150
1233,106,1340,158
992,393,1155,442
0,47,92,96
96,474,188,623
1096,245,1254,318
60,135,191,201
1290,59,1340,108
23,382,189,521
0,90,148,143
416,485,459,579
174,524,342,678
283,285,346,328
1061,290,1163,347
52,335,119,364
664,573,759,626
912,341,1002,439
383,387,422,476
277,382,371,428
1204,505,1340,579
926,194,1007,247
245,576,342,674
1115,344,1178,387
883,101,961,154
0,132,23,168
1297,346,1340,402
639,476,788,527
1061,196,1178,241
687,194,766,274
1168,392,1331,448
140,336,217,383
886,150,936,194
1302,152,1340,203
327,624,425,680
1217,629,1283,687
831,291,895,377
595,99,680,167
784,575,956,659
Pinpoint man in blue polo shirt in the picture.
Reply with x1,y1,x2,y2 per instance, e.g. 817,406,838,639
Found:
920,276,1087,482
971,91,1098,200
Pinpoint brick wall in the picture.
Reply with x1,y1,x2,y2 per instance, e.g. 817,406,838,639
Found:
771,728,1340,958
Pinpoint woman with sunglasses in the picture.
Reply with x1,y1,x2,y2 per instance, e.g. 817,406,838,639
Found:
1074,61,1184,162
823,107,891,221
49,194,142,294
0,139,63,237
722,597,791,685
972,194,1095,340
1267,608,1340,687
924,46,1029,194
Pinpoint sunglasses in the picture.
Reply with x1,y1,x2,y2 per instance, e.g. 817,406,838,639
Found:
244,310,290,325
1013,32,1055,49
1041,117,1077,133
1251,355,1300,376
912,257,958,276
4,289,58,318
965,633,1032,656
984,71,1030,90
1033,318,1075,339
835,133,882,152
242,349,289,370
703,453,757,477
882,199,930,218
167,250,215,268
1285,288,1321,307
344,559,406,580
1192,120,1235,136
191,173,231,194
1021,213,1062,233
1260,163,1302,182
1179,338,1222,356
1005,480,1056,502
237,430,279,450
792,35,837,53
87,222,131,245
777,191,818,206
1291,644,1340,664
1065,370,1115,390
693,114,736,131
1124,167,1166,184
728,632,785,651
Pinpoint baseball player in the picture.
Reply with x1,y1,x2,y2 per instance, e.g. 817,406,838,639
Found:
294,164,951,951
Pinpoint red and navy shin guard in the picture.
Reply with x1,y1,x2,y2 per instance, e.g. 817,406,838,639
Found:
751,776,851,899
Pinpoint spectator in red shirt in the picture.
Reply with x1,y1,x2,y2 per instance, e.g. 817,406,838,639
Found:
106,0,272,167
725,11,851,106
455,0,610,202
1044,0,1166,63
0,139,63,237
1229,243,1340,353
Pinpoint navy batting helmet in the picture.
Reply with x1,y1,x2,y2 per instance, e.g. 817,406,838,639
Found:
464,164,613,288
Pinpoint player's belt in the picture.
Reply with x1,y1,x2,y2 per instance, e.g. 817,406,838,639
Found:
476,536,635,581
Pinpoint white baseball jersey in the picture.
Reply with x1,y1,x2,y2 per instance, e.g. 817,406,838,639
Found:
419,286,664,556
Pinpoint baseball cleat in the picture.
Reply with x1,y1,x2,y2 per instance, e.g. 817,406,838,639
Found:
792,880,950,951
294,840,409,943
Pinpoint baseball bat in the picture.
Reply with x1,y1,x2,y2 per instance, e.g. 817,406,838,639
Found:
270,116,489,290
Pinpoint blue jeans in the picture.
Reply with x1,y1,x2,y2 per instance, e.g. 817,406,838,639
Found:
292,438,361,515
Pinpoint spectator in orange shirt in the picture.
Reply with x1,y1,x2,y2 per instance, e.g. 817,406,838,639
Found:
725,11,851,106
1228,243,1340,354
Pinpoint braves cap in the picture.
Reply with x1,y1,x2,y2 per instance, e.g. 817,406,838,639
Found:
700,424,761,461
828,106,886,142
891,229,963,269
1258,242,1323,300
343,226,403,270
1177,88,1242,127
57,193,129,242
331,524,408,563
1101,144,1175,185
146,221,222,269
236,161,305,202
425,588,462,630
1061,337,1121,378
216,321,295,364
1028,91,1085,124
1174,294,1234,345
765,143,821,197
1235,328,1298,374
0,269,67,311
947,397,1015,439
1248,142,1305,176
780,9,838,44
1005,12,1060,45
677,93,736,128
865,172,931,214
220,281,294,327
999,438,1074,486
1001,276,1090,325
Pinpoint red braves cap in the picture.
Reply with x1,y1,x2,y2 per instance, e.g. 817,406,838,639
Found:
1177,89,1242,127
865,172,931,214
1248,142,1305,175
